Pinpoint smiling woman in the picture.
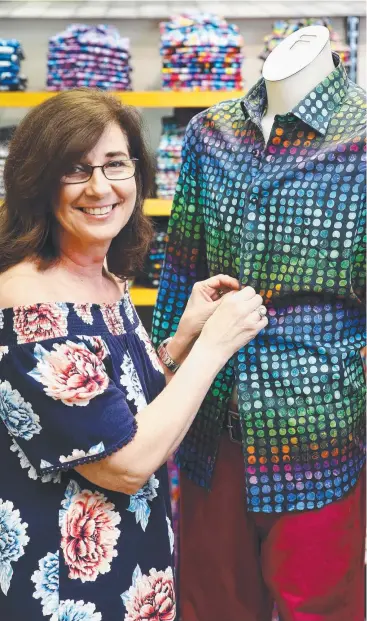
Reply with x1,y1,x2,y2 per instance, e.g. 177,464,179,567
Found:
0,88,153,279
0,88,267,621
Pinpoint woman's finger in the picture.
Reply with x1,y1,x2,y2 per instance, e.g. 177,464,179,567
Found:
248,306,268,323
202,274,240,292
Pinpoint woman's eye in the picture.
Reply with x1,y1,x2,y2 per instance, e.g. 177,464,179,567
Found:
106,160,127,168
66,165,85,174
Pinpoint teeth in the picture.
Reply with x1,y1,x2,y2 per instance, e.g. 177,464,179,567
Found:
81,204,114,215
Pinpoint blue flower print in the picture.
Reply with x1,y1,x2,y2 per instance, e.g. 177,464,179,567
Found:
0,346,9,362
166,516,174,555
31,551,59,616
0,380,41,440
127,475,159,531
123,295,135,325
50,599,102,621
0,499,29,595
10,440,61,484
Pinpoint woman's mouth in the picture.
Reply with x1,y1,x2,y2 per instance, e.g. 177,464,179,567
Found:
78,203,118,216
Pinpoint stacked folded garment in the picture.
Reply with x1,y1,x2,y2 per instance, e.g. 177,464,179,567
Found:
135,224,168,289
156,117,185,200
47,24,132,91
260,19,350,68
0,39,27,91
160,12,244,91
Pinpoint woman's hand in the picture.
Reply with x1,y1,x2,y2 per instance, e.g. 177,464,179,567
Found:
178,274,240,339
198,285,268,364
165,274,239,366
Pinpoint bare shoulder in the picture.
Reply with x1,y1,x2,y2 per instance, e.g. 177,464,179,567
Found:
0,262,48,308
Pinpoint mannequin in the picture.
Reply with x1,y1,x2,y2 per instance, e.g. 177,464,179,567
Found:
261,25,335,142
230,25,338,410
154,12,366,621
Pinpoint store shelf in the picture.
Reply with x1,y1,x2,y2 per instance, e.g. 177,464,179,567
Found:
0,198,172,215
0,91,245,109
144,199,171,216
130,286,157,306
0,1,365,19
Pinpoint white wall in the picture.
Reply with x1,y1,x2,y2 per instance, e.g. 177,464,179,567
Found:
0,16,365,151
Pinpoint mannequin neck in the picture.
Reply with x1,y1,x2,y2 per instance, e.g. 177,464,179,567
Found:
264,41,335,117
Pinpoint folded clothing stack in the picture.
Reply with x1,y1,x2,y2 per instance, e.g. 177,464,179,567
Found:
135,224,168,289
47,24,132,91
160,12,244,91
0,39,27,91
156,117,185,200
260,19,350,68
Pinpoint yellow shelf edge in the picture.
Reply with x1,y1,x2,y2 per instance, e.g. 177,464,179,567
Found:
130,287,157,306
1,198,172,216
0,90,246,108
144,199,172,216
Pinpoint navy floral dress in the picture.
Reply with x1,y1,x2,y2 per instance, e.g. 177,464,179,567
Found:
0,292,175,621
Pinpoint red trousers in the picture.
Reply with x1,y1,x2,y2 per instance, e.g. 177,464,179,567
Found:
180,432,366,621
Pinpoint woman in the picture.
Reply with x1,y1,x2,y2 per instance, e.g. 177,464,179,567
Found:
0,89,267,621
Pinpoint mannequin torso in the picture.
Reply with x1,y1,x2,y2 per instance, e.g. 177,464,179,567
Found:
261,25,335,143
231,26,336,406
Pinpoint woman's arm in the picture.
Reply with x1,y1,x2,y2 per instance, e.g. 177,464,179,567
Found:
75,286,267,494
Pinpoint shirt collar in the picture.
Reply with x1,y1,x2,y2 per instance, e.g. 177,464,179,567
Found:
241,53,349,136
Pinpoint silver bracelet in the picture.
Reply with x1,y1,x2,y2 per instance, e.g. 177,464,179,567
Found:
157,337,180,373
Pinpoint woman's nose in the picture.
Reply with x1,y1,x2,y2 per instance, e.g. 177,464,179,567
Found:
84,167,112,196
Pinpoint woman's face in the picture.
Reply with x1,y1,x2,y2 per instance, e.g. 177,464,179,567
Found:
55,122,137,251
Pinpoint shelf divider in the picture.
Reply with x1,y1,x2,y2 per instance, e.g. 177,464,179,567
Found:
130,287,158,307
0,90,245,109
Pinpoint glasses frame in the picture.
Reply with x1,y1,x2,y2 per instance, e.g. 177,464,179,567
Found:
61,158,139,185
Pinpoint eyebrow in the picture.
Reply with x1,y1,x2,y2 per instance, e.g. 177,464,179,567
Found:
81,150,130,165
105,151,129,158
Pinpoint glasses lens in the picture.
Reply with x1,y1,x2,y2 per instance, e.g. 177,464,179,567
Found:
62,166,90,184
103,159,136,180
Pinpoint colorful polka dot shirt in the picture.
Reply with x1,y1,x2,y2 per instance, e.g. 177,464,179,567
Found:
152,55,366,513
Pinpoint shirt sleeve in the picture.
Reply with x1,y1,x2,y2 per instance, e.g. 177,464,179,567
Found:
0,335,137,476
350,192,366,305
151,116,208,346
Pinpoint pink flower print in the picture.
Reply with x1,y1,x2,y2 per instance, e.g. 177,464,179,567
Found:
29,340,109,406
101,303,125,335
14,303,68,344
61,487,121,582
122,565,176,621
74,304,93,325
78,336,109,362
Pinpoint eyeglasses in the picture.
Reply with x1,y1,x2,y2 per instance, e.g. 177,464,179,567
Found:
61,158,138,185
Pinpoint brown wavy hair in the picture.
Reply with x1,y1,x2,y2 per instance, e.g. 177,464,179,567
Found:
0,88,154,278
